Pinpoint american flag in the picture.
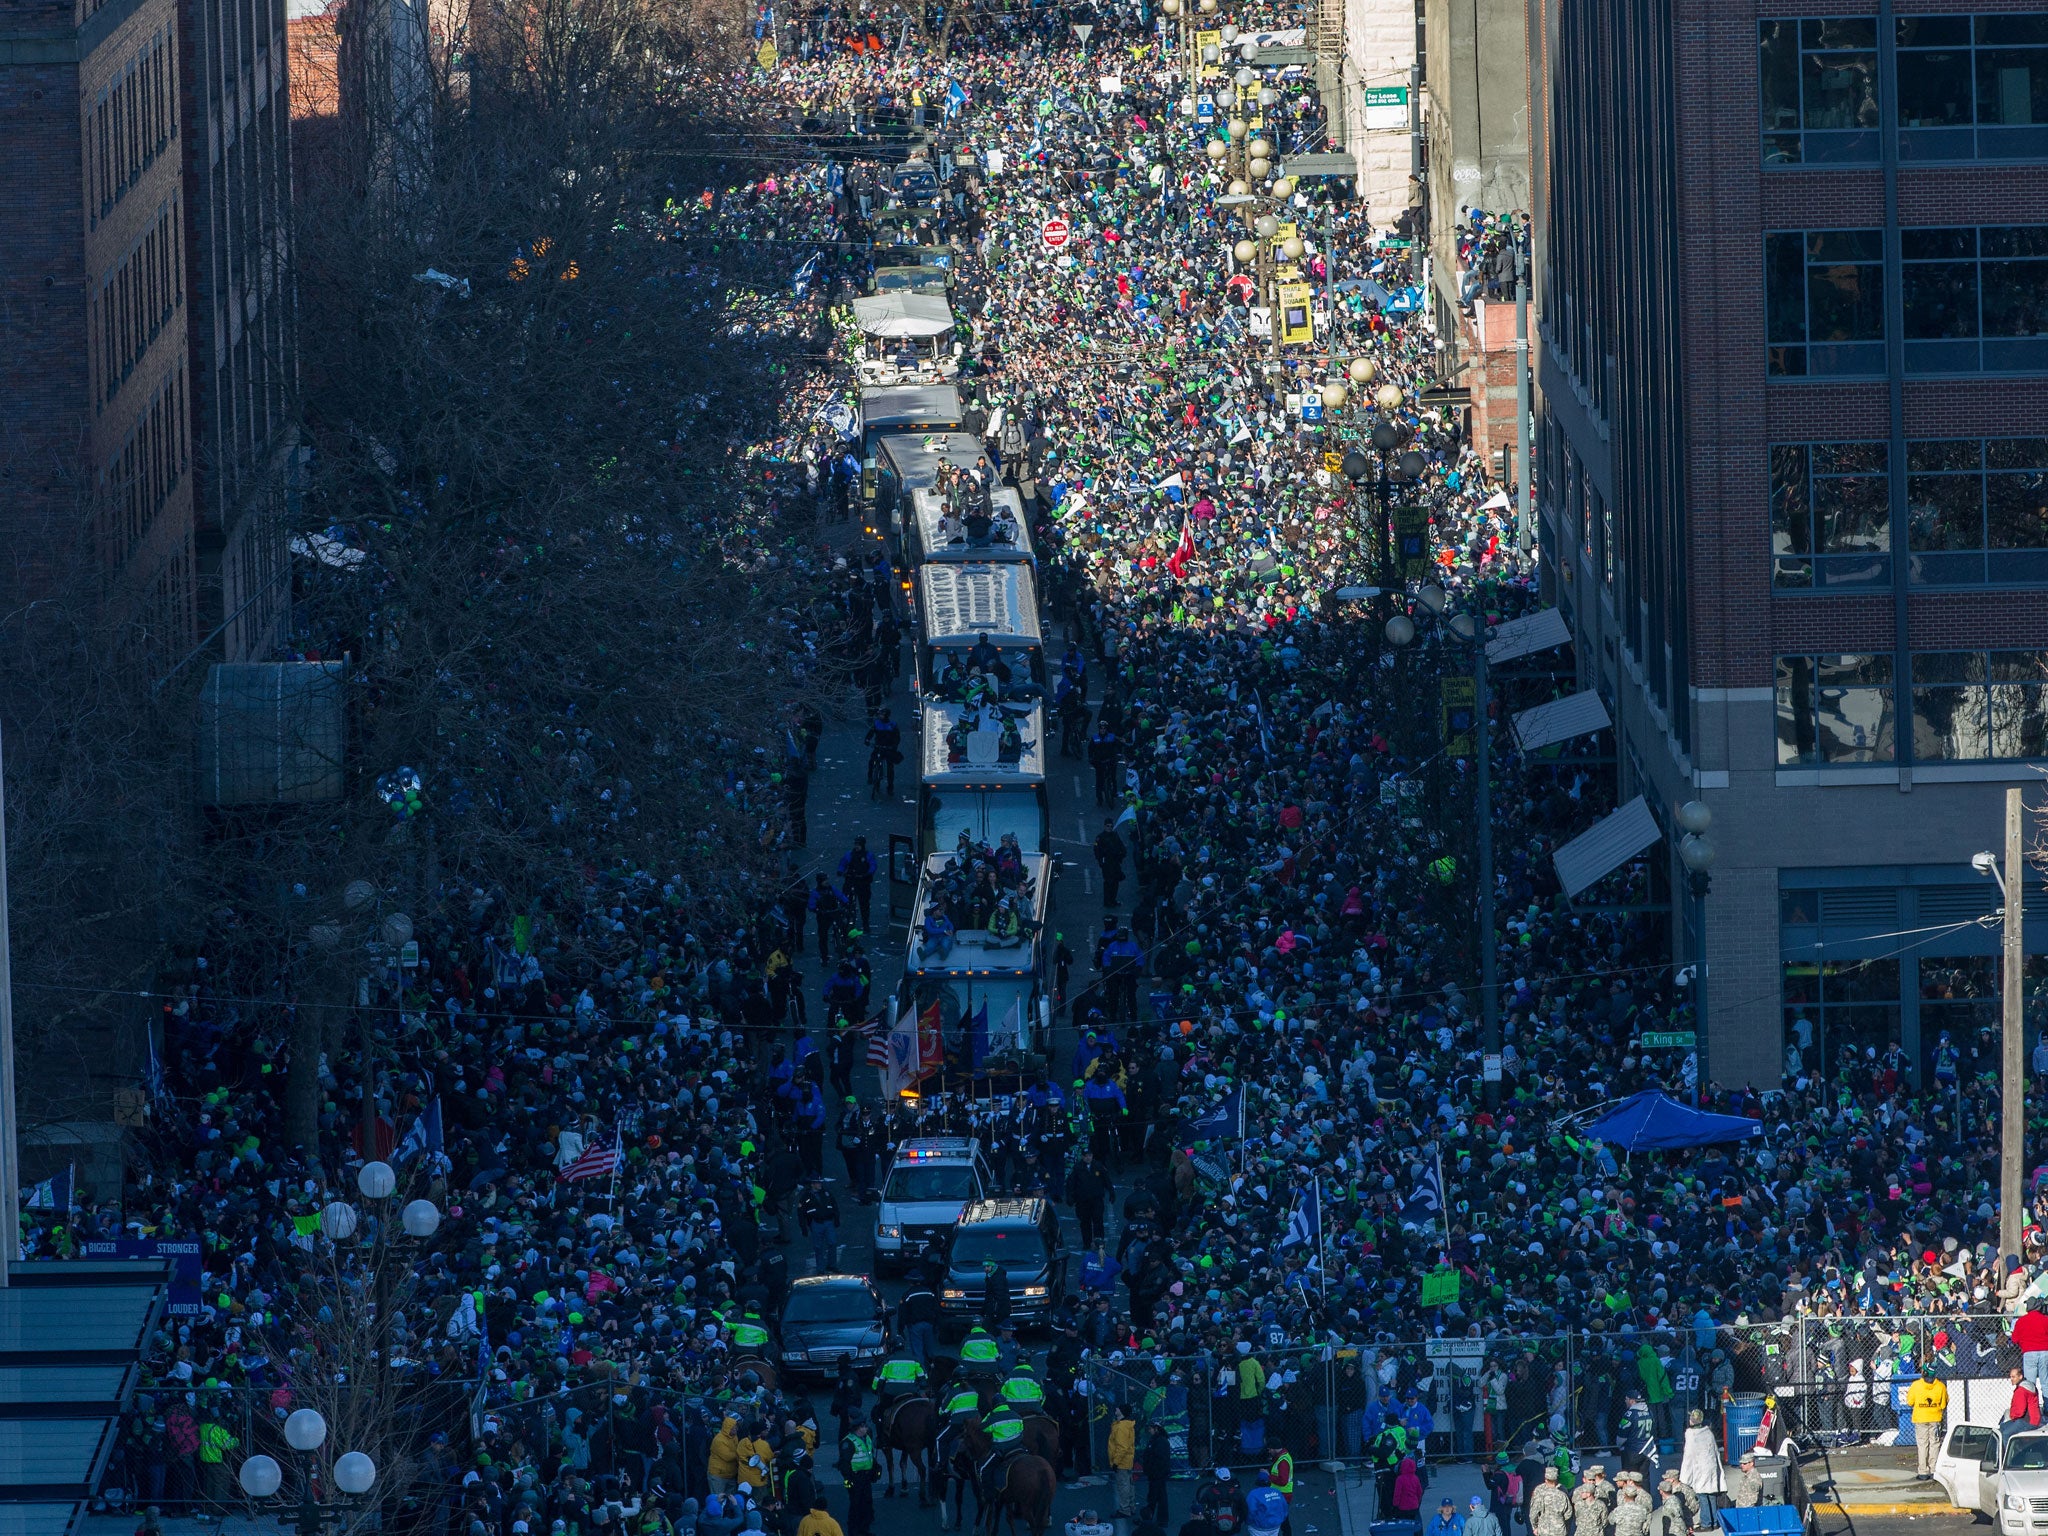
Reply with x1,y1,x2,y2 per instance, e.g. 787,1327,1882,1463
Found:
558,1133,622,1183
859,1016,890,1068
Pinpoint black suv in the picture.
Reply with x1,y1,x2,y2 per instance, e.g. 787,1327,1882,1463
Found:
941,1197,1065,1328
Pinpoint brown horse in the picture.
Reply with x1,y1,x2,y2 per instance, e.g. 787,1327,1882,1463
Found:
983,1452,1056,1536
729,1355,781,1391
876,1394,939,1502
1018,1413,1059,1466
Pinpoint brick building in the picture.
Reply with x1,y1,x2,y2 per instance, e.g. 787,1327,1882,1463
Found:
1532,0,2048,1087
0,0,293,671
0,0,198,651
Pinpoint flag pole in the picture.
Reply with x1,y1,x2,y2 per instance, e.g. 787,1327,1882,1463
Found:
1315,1175,1326,1305
607,1131,622,1209
1435,1139,1451,1252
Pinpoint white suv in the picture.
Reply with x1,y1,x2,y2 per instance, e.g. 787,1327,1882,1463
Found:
873,1137,990,1275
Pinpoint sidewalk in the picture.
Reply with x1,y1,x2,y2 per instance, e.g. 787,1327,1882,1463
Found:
1804,1444,1964,1517
1334,1462,1489,1536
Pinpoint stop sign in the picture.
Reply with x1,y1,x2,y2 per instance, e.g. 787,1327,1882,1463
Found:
1041,217,1070,250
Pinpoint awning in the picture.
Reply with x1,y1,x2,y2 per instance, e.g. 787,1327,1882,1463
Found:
1485,606,1571,665
851,292,955,338
1552,795,1661,899
1584,1091,1762,1151
1277,151,1358,179
1512,690,1612,752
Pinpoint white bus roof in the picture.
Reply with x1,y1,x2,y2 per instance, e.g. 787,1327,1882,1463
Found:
853,292,956,338
908,852,1053,975
921,701,1047,784
910,485,1034,565
878,432,987,488
918,563,1041,648
861,384,962,432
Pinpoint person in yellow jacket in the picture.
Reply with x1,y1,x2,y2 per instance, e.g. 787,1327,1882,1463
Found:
735,1424,775,1498
797,1497,845,1536
707,1414,741,1494
1108,1402,1138,1523
1907,1366,1949,1479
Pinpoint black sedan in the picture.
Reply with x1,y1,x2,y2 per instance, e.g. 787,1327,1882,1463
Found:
775,1275,891,1381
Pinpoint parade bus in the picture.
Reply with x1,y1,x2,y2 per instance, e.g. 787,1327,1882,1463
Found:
897,849,1054,1069
906,483,1034,572
918,700,1050,857
858,383,962,461
852,292,960,386
914,561,1045,703
872,430,987,560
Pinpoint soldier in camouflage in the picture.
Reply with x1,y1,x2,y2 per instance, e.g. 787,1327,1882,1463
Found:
1608,1471,1655,1536
1531,1466,1573,1536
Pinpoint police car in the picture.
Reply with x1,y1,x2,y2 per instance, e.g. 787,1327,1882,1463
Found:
874,1137,991,1275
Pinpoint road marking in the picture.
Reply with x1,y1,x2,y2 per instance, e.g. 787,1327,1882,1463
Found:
1082,868,1094,895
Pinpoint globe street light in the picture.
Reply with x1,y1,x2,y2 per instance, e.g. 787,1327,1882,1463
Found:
1349,357,1377,384
246,1410,378,1535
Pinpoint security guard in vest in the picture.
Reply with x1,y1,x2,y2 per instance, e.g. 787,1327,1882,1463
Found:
1001,1362,1045,1412
1269,1439,1295,1504
961,1323,1002,1370
872,1349,929,1400
730,1306,771,1354
944,1380,982,1423
841,1414,878,1536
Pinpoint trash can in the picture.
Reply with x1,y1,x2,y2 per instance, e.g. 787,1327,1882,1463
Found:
1723,1393,1767,1456
1754,1453,1790,1504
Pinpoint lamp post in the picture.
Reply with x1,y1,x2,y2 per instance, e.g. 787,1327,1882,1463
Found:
1386,585,1499,1105
241,1408,378,1536
1675,800,1716,1104
1973,786,2029,1265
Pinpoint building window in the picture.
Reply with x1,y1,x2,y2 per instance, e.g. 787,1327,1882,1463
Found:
1762,19,1882,163
1776,653,1897,763
1905,436,2048,583
1909,649,2048,759
1783,956,1901,1072
1904,225,2048,372
1771,441,1891,586
1899,15,2048,161
1766,230,1886,375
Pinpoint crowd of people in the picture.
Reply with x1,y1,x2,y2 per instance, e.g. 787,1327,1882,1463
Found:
30,8,2048,1536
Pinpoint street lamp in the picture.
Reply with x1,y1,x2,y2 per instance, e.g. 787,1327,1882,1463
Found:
1386,586,1500,1105
243,1408,378,1535
1675,800,1716,1104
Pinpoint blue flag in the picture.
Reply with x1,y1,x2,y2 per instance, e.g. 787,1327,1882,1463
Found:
396,1097,444,1164
1182,1087,1243,1145
1282,1177,1321,1250
24,1164,73,1213
970,1001,989,1070
1400,1153,1444,1231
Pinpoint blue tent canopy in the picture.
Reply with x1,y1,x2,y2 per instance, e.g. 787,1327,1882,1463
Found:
1583,1090,1763,1151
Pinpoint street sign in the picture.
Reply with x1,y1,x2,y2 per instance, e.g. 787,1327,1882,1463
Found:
1483,1052,1502,1081
1299,397,1323,424
1394,503,1431,577
1642,1030,1698,1049
1426,1338,1487,1363
1040,216,1070,249
1071,22,1093,40
1195,94,1215,123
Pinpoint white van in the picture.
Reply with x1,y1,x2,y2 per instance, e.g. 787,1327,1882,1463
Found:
873,1137,991,1275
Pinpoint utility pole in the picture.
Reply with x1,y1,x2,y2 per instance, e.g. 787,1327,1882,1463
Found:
1514,245,1533,552
0,723,17,1286
1475,639,1498,1107
2004,785,2027,1266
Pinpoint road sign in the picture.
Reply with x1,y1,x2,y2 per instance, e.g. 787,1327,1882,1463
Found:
1196,94,1215,123
1642,1030,1698,1049
1040,217,1070,250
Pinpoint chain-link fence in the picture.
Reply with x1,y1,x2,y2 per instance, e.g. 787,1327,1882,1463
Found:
1077,1316,2030,1472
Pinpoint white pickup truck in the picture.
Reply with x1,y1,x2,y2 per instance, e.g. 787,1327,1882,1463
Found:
1934,1423,2048,1529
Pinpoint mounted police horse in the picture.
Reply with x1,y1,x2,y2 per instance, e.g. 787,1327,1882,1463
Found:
875,1391,940,1502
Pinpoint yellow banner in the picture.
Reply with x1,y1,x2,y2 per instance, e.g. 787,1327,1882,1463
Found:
1276,281,1314,346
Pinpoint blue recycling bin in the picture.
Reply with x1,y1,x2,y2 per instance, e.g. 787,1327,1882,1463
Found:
1722,1392,1767,1456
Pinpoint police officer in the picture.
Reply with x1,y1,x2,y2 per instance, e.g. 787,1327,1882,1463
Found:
1531,1467,1572,1536
731,1306,772,1355
985,1402,1025,1453
961,1322,1002,1373
780,1444,818,1533
897,1269,942,1366
873,1349,928,1401
1001,1363,1045,1413
840,1414,877,1536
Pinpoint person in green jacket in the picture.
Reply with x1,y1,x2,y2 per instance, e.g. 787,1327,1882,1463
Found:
1636,1342,1675,1445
